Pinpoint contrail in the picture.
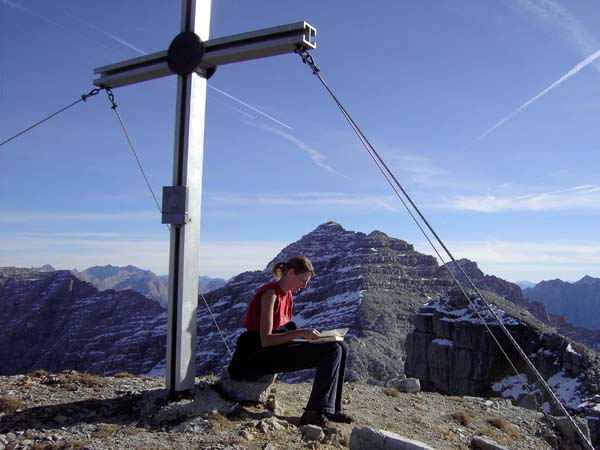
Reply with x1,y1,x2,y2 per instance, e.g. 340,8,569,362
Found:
208,85,293,130
471,47,600,145
1,0,129,57
250,122,346,177
68,15,147,56
2,0,65,30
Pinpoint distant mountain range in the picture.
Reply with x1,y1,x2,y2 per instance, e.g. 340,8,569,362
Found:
524,276,600,330
72,265,227,307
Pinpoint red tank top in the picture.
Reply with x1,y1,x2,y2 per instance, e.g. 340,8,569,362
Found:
243,282,293,332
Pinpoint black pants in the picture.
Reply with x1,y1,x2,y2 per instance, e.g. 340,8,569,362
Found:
228,331,349,414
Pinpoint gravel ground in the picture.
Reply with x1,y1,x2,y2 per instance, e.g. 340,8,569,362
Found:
0,371,561,449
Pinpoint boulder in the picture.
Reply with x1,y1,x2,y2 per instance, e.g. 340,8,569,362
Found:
350,427,436,450
140,381,237,428
219,368,277,402
394,378,421,394
302,425,325,442
470,436,510,450
447,287,473,308
552,416,592,450
587,417,600,450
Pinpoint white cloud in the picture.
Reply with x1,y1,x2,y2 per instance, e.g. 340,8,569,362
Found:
204,191,398,212
2,232,598,284
378,150,452,188
416,239,600,282
392,153,447,179
0,232,285,279
443,185,600,212
516,0,599,57
0,211,159,224
198,241,287,278
0,232,169,274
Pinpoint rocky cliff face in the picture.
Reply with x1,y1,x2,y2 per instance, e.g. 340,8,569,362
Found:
0,268,166,376
405,288,541,396
404,288,600,422
524,276,600,330
447,261,600,352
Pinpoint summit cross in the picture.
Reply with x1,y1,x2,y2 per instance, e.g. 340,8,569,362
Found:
93,0,316,394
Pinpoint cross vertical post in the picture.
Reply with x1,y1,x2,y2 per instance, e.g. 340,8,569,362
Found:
165,0,211,393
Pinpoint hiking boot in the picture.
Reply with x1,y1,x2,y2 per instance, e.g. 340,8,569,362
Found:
325,411,355,423
300,410,328,427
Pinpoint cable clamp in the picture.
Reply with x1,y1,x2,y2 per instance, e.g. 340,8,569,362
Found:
296,48,320,74
81,87,102,102
105,88,118,110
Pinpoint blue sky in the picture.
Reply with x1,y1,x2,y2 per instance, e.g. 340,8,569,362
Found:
1,0,599,282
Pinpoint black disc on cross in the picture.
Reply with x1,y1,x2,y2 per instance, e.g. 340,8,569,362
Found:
167,31,205,76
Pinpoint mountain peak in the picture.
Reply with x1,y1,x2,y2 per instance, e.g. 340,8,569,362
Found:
367,229,388,238
313,221,346,233
577,275,598,285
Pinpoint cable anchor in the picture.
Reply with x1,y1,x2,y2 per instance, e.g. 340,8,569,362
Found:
81,88,102,102
296,48,320,74
105,88,117,110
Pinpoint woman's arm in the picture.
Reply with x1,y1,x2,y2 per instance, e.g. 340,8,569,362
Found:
259,290,320,347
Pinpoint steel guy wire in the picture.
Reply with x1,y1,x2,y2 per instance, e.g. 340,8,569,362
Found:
0,88,102,148
297,49,594,450
103,88,170,232
103,89,233,356
199,288,233,357
332,92,536,401
308,55,535,405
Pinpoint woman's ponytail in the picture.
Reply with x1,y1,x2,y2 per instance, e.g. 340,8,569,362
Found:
272,256,314,281
272,262,287,281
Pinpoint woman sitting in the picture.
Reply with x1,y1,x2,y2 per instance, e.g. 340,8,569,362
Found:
228,255,353,426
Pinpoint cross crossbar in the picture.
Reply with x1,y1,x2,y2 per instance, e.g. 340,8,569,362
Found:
94,21,316,88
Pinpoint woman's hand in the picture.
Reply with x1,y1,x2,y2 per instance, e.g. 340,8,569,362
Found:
295,328,321,341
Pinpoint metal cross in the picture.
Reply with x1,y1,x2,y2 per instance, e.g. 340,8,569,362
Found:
93,0,316,394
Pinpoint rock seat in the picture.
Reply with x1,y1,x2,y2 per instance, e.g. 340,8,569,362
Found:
219,367,277,402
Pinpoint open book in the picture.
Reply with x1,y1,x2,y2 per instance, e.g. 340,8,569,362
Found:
310,327,349,344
